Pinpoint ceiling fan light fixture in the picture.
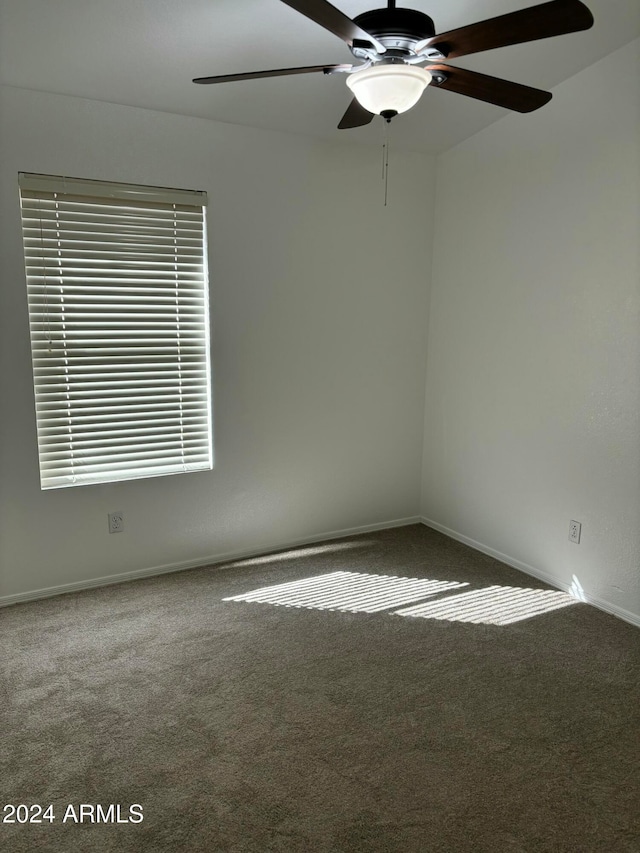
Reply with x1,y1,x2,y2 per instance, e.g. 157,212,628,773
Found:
346,64,432,116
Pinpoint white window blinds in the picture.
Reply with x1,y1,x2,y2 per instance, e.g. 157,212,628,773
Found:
19,173,213,490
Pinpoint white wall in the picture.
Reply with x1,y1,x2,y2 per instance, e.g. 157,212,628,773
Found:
0,85,435,601
421,39,640,624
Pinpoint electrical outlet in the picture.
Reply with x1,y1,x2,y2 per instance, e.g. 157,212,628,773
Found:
108,512,124,534
568,520,581,544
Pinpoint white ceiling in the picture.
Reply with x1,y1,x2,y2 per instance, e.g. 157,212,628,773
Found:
1,0,638,152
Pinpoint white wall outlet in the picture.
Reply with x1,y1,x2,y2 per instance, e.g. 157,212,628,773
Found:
569,520,581,544
108,512,124,534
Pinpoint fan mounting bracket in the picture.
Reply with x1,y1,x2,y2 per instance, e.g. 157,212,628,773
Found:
422,44,448,60
349,8,447,63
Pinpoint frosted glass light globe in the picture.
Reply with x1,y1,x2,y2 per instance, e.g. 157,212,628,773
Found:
346,64,432,115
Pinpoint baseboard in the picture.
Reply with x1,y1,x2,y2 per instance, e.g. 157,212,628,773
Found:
0,515,422,608
421,516,640,630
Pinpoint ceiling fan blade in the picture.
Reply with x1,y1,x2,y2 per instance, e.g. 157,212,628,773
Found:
338,98,375,129
280,0,386,53
427,64,552,112
417,0,594,59
193,64,351,85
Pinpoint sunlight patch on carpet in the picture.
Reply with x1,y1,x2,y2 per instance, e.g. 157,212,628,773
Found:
221,541,374,569
223,570,467,613
224,571,580,625
396,585,578,625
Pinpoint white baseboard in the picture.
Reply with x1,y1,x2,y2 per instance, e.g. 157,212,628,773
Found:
0,516,422,608
421,516,640,630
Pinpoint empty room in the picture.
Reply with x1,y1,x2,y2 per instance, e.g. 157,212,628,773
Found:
1,1,638,851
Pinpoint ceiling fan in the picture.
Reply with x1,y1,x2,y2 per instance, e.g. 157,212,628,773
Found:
193,0,594,128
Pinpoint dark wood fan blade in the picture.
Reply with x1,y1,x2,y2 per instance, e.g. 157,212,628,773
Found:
426,64,552,112
338,98,375,129
418,0,594,59
193,64,350,84
280,0,386,52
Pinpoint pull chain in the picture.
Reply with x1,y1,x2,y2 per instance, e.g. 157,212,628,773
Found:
382,118,391,207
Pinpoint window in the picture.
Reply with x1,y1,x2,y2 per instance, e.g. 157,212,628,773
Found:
19,173,213,489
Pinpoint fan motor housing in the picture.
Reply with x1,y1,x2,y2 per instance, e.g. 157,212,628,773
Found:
353,7,436,53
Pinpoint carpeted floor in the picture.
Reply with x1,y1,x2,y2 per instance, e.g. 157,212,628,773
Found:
1,524,639,852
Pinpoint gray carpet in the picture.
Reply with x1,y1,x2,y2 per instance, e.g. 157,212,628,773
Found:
1,524,639,852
